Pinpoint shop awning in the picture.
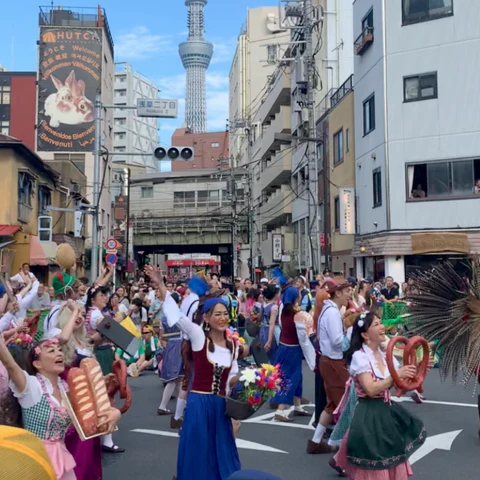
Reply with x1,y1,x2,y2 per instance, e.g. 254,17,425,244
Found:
0,225,21,237
30,236,58,266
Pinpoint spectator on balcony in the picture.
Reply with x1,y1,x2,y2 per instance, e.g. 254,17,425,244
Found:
474,179,480,194
412,184,426,198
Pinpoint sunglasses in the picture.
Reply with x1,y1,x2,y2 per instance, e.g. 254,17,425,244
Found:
142,331,152,334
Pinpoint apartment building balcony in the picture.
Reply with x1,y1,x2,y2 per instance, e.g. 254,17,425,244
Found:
354,26,374,56
260,146,292,192
254,106,291,162
260,185,292,226
255,68,291,125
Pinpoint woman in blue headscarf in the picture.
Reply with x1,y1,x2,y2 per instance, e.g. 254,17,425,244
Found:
144,265,243,480
272,286,316,423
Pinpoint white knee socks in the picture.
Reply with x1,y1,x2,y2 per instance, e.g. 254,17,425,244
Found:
312,423,327,444
174,398,186,420
159,382,176,411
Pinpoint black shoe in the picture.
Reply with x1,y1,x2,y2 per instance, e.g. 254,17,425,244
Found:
102,445,125,454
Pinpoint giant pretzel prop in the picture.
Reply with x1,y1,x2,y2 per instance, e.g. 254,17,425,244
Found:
106,360,132,414
386,336,430,397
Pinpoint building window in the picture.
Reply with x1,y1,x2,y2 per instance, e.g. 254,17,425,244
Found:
197,190,208,206
38,186,52,215
334,196,340,230
114,146,126,153
114,132,126,140
208,190,219,207
402,0,453,26
333,129,344,165
117,89,127,97
373,168,382,207
0,120,9,135
115,118,126,126
0,85,10,105
141,186,153,199
345,128,350,152
404,72,438,102
363,94,375,136
355,8,374,55
173,191,195,208
211,142,220,148
18,171,35,223
407,158,480,200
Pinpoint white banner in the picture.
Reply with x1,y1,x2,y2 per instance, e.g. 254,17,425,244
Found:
339,188,355,235
272,234,283,262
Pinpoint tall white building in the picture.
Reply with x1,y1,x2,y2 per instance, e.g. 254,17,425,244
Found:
353,0,480,282
229,7,290,168
291,0,354,271
113,63,160,175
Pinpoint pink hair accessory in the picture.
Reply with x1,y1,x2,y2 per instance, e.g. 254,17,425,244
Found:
34,346,41,356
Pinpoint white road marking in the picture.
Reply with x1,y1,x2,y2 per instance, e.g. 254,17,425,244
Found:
409,430,462,465
395,397,477,408
131,429,288,454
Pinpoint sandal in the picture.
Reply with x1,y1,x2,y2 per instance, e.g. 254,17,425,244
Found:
102,445,125,454
157,408,173,416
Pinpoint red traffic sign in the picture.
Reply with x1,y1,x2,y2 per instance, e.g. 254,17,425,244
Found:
105,253,118,265
106,238,120,250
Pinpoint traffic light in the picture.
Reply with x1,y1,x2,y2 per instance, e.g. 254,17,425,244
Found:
154,146,194,161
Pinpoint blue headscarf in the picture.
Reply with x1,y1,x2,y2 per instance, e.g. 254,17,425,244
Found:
281,286,299,305
202,297,228,314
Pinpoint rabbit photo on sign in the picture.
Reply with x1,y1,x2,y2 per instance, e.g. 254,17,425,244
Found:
44,70,94,127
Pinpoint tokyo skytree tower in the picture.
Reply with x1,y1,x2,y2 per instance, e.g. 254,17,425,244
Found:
179,0,213,133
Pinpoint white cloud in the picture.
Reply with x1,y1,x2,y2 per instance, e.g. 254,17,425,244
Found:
115,27,174,60
158,74,186,98
207,91,229,131
210,37,237,65
206,72,229,90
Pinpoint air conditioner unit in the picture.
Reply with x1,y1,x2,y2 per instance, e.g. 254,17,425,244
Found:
71,183,81,194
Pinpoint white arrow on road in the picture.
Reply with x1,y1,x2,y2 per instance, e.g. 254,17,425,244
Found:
409,430,462,465
131,429,288,454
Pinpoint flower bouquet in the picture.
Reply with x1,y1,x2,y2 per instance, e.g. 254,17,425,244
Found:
246,305,262,337
7,333,34,369
226,363,285,420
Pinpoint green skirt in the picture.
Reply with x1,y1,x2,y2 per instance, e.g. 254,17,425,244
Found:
347,398,426,470
94,344,115,375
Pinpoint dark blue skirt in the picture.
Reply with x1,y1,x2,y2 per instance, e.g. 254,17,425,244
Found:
177,393,241,480
160,339,183,382
259,325,278,365
272,344,303,405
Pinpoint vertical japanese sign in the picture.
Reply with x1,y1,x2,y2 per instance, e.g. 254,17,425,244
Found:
339,188,356,235
272,233,283,263
37,28,102,151
113,195,127,247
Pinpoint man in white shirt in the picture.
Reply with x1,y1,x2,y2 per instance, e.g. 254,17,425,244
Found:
10,263,35,285
307,278,352,454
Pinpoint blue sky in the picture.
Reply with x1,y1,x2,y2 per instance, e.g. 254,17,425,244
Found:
0,0,279,143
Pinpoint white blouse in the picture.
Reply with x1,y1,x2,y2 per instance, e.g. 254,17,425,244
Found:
10,371,66,409
163,293,238,371
350,343,400,380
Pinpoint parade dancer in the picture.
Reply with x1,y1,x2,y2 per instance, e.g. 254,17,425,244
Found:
49,302,103,480
145,265,241,480
259,285,280,365
336,313,426,479
308,278,351,454
272,286,315,423
0,335,120,480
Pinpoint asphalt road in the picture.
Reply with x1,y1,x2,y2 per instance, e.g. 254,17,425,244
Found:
103,365,480,480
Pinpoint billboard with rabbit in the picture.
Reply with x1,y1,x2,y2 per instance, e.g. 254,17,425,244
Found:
37,28,102,151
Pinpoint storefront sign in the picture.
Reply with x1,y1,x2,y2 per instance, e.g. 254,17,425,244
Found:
272,234,283,262
411,233,469,255
339,188,355,235
37,27,102,151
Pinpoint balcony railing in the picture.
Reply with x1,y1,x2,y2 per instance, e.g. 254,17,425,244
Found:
355,26,374,56
18,202,33,224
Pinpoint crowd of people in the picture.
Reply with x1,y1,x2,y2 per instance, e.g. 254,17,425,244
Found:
0,258,434,480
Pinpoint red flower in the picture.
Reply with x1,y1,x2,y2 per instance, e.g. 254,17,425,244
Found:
247,395,262,406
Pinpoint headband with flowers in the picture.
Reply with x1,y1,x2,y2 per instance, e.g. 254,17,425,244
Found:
357,311,370,328
33,339,59,358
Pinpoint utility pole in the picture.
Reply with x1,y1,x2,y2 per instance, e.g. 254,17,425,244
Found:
230,167,238,279
91,94,102,283
304,0,322,275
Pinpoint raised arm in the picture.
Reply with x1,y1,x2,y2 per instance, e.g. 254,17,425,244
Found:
56,302,82,345
294,317,316,371
0,332,26,392
96,264,114,287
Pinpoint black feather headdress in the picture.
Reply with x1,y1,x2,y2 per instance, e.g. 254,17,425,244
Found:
407,257,480,391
